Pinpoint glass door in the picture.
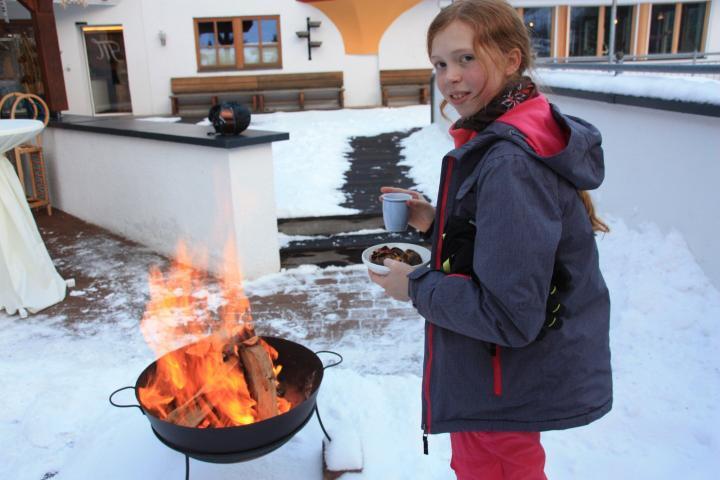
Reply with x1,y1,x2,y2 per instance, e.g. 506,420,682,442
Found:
82,25,132,114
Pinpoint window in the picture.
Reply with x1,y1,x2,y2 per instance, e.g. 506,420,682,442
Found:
603,5,634,56
194,16,281,71
523,7,553,58
648,4,676,54
569,7,600,56
678,2,707,53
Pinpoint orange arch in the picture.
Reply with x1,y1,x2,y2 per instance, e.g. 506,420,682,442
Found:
302,0,424,55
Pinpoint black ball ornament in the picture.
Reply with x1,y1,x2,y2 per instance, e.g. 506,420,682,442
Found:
208,102,251,135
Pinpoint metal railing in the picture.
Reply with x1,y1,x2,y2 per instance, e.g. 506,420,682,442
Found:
535,52,720,77
537,51,720,65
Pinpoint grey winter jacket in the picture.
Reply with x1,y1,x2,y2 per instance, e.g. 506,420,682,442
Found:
408,105,612,435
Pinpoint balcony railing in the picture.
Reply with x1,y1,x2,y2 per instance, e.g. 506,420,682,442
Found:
535,52,720,78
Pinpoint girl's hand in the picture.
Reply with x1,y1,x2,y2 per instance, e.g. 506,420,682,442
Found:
368,259,413,302
380,187,435,234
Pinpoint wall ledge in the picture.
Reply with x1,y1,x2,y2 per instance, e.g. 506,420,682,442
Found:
540,86,720,118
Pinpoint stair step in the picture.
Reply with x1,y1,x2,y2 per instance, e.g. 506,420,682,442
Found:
278,214,383,236
281,231,426,253
279,231,429,269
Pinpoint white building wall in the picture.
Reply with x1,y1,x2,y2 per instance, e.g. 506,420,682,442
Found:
44,0,720,115
707,0,720,52
538,95,720,287
342,55,382,107
52,0,348,115
378,0,436,70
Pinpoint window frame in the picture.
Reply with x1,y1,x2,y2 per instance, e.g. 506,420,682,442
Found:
566,4,638,57
677,1,710,53
518,6,555,58
193,15,282,72
646,1,710,55
600,4,636,57
568,5,602,57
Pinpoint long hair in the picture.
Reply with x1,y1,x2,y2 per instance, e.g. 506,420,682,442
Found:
427,0,609,233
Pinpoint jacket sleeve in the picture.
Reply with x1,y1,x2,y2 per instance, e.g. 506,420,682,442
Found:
408,153,562,347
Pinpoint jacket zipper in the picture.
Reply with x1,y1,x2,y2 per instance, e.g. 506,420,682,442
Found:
422,156,455,455
490,344,503,396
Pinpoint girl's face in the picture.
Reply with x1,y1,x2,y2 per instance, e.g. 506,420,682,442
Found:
430,20,518,118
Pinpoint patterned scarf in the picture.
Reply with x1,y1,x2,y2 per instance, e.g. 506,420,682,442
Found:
453,76,538,132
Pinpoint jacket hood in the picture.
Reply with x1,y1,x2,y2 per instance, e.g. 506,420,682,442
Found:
452,99,605,190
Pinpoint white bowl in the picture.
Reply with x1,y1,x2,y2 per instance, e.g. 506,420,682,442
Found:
362,243,431,275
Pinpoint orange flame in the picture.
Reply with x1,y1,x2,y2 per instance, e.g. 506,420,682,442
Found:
138,241,291,428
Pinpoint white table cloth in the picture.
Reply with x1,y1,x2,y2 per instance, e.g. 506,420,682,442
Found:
0,119,68,317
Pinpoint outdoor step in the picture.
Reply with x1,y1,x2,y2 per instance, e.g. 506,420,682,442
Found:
281,230,425,253
279,230,429,269
278,214,384,236
278,127,424,270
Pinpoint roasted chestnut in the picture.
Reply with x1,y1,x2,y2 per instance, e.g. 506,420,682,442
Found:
370,246,423,267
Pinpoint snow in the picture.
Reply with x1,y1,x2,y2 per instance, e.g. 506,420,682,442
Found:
137,116,182,123
399,123,453,203
2,106,719,479
196,105,429,218
249,106,431,218
323,426,363,472
536,68,720,106
2,216,719,479
277,229,386,249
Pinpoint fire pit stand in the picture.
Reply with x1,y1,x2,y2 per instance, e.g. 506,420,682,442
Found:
110,341,341,480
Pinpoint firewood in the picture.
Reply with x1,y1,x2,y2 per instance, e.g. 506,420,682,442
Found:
165,357,239,425
170,397,214,428
237,336,279,420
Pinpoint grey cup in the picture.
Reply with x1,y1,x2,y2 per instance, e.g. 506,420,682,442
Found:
382,193,412,232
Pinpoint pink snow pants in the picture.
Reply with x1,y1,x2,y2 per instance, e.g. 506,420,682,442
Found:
450,431,547,480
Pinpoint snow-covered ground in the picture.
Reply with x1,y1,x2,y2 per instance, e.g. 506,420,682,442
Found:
251,106,431,218
2,217,719,480
3,106,720,479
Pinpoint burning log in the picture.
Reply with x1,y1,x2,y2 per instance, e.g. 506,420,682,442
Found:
237,336,279,420
161,335,280,427
138,240,291,429
165,357,240,427
169,396,215,428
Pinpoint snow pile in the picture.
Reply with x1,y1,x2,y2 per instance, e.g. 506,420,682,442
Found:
541,219,720,479
277,229,386,248
536,69,720,105
251,106,431,218
323,423,363,472
399,123,453,203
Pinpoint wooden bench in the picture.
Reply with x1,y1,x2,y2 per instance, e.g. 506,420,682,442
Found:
170,72,344,117
379,69,433,107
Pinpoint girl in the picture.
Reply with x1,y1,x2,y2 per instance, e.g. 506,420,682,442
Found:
369,1,612,478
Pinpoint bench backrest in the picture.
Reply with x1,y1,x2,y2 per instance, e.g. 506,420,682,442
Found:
171,71,343,94
379,69,433,86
